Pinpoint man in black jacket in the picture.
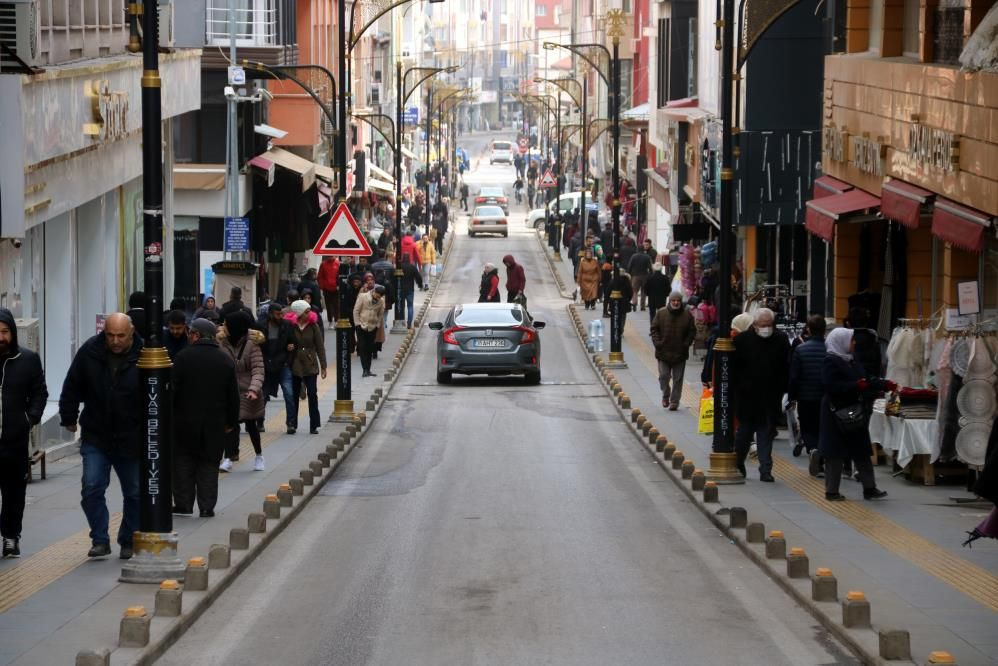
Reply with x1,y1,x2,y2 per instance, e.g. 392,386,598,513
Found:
0,310,48,558
399,253,424,329
172,319,239,517
220,286,254,319
788,315,827,466
59,313,143,559
261,303,296,434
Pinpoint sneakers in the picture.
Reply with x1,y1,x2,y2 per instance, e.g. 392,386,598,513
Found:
808,451,823,477
119,545,134,560
792,442,804,457
219,458,233,473
2,537,20,558
253,455,265,471
87,542,112,558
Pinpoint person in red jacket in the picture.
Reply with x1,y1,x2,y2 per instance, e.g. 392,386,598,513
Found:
317,256,340,329
399,229,422,269
502,254,526,304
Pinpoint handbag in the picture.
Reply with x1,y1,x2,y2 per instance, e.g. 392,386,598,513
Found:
831,402,866,434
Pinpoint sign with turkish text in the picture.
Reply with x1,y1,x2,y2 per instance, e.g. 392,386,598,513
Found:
224,216,251,253
403,107,420,126
313,203,373,256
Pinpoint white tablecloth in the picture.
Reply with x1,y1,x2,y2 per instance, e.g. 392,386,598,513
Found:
868,409,938,468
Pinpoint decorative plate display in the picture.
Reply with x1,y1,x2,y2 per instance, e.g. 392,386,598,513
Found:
956,380,997,420
966,338,997,380
955,421,991,467
950,338,971,377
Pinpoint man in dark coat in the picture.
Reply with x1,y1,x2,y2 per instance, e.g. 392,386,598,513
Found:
431,198,449,254
502,254,526,304
163,309,189,360
788,314,827,467
261,303,296,434
644,263,671,322
171,319,239,517
221,286,255,319
650,292,696,411
399,253,423,328
627,247,653,311
59,312,143,559
732,307,790,482
0,310,48,558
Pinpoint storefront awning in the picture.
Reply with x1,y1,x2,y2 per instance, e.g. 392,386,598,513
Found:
622,102,650,127
367,178,395,196
804,189,880,242
314,164,337,189
881,179,933,229
173,164,226,191
644,167,670,211
368,163,396,187
401,146,418,160
812,175,853,198
931,198,993,252
257,147,316,192
659,97,707,123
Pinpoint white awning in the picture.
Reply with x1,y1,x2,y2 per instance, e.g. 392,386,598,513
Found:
401,146,418,160
621,102,650,123
368,163,395,186
260,147,316,192
368,178,395,196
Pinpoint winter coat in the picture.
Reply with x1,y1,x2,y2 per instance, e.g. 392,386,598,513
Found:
163,329,189,360
399,260,423,295
58,332,145,459
788,337,826,402
818,354,888,459
0,309,48,457
353,291,386,332
644,272,671,311
172,338,239,462
318,259,340,292
298,277,323,312
418,239,437,267
627,251,652,277
479,269,501,302
284,312,326,377
219,334,265,421
503,255,526,294
732,327,790,422
576,258,602,302
262,317,294,375
400,235,421,267
650,306,696,364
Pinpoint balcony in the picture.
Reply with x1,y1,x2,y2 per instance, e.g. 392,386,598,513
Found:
202,0,296,68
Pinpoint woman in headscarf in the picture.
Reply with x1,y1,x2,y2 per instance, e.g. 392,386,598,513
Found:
819,327,895,501
218,310,266,472
194,295,222,321
285,300,327,435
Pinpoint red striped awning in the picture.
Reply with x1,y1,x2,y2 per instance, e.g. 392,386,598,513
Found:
931,198,993,252
804,189,881,242
881,179,933,229
812,175,853,198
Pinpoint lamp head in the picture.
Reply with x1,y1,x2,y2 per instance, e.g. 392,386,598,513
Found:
543,42,559,51
533,77,543,83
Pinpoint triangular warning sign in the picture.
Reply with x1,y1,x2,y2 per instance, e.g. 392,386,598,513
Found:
313,203,373,256
539,169,557,188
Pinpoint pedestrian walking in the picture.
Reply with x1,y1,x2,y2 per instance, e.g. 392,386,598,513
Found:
0,310,48,558
788,315,827,470
398,254,423,328
171,319,239,517
286,300,326,433
479,263,501,302
417,235,437,289
731,308,789,482
220,286,254,319
193,295,221,321
318,256,340,328
261,303,297,434
353,285,386,377
58,312,142,559
502,254,526,304
163,309,189,360
218,310,266,472
820,327,893,501
576,249,602,310
432,198,449,254
627,247,653,311
650,292,697,410
644,263,670,322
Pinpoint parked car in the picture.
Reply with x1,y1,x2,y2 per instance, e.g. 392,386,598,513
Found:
468,205,508,238
475,186,509,215
428,303,545,384
527,191,599,229
490,140,514,165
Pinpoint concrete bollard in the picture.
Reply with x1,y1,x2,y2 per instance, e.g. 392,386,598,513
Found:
765,531,787,559
648,427,659,444
118,606,150,648
671,451,685,470
229,528,250,550
333,437,347,450
681,460,695,479
612,383,622,396
325,444,339,459
184,557,209,591
374,387,383,397
300,469,315,485
263,494,281,519
366,400,376,411
641,421,653,436
703,481,719,503
75,648,111,666
655,435,668,452
247,512,267,533
208,544,230,569
812,567,838,601
842,591,871,628
289,478,304,496
787,547,809,578
154,579,183,617
746,523,765,543
691,470,706,491
878,629,912,661
663,443,676,460
636,414,647,429
925,651,957,665
317,452,331,467
620,395,631,409
277,484,293,507
355,412,367,426
371,393,381,405
309,461,323,477
729,507,748,529
631,408,641,423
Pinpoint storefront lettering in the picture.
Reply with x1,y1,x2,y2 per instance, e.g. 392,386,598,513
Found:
83,80,129,143
908,122,959,172
850,135,884,176
822,125,848,163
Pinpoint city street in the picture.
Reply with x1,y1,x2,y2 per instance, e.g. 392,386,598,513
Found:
156,141,856,665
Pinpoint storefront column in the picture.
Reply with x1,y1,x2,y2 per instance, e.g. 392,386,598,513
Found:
905,225,934,317
941,244,980,309
833,222,862,321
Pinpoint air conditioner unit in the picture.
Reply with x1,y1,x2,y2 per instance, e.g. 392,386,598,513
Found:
321,112,335,137
0,0,41,70
369,82,382,106
400,42,413,59
158,0,175,48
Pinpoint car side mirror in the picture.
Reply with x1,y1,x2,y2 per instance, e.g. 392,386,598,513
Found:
532,321,546,329
428,322,444,330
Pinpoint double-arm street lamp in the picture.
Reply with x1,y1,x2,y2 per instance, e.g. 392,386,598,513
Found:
524,88,562,260
545,9,628,367
434,87,472,188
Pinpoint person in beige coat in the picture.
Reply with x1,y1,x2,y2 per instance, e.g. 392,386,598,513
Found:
286,300,327,435
353,284,386,378
218,310,266,472
576,248,602,309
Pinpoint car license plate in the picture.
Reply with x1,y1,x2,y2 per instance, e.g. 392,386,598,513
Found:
474,338,507,348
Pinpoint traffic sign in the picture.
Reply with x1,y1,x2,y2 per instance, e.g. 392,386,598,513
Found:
539,169,557,189
313,203,373,256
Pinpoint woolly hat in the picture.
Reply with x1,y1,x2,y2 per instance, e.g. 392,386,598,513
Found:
190,318,217,339
731,313,754,333
668,291,683,303
290,300,311,316
373,284,387,295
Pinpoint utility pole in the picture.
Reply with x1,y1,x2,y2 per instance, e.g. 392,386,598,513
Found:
606,10,627,368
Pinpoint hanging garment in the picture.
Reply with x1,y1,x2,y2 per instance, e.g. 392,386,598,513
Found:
954,338,997,467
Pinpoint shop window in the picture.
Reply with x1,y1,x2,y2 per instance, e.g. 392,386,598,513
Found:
687,18,698,97
657,18,670,108
984,237,998,314
934,5,965,65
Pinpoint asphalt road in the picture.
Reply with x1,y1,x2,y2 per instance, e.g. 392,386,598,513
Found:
158,134,857,666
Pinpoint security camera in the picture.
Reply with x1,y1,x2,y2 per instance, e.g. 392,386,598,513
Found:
254,123,289,139
258,88,274,101
223,86,236,99
10,238,22,249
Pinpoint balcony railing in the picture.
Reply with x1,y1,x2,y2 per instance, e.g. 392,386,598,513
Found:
206,1,277,47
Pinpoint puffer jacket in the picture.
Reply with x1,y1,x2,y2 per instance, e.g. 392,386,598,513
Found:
417,239,437,266
789,337,826,402
218,334,265,421
284,311,326,377
353,291,385,332
0,309,48,456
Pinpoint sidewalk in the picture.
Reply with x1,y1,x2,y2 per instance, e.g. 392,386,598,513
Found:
540,236,998,665
0,272,441,665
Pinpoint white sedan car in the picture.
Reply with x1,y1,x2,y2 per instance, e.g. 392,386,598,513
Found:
468,205,508,238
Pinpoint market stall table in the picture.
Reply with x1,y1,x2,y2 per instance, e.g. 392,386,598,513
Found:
868,405,940,485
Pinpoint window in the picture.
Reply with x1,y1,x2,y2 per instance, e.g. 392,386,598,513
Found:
657,18,670,107
869,0,884,53
619,59,634,110
902,0,920,56
687,18,697,97
933,5,964,64
536,4,546,16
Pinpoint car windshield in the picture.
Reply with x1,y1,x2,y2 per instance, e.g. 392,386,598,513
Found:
479,187,504,196
473,206,504,217
454,306,524,326
492,142,512,150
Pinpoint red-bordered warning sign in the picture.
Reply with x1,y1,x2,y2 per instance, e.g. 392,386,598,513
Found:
539,169,557,188
312,203,373,256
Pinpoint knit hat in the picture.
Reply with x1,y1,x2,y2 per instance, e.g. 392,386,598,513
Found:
290,299,310,316
190,318,217,339
668,291,683,303
731,313,754,333
373,284,387,295
223,310,251,343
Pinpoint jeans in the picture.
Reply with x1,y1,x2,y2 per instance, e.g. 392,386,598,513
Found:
657,360,686,407
277,366,295,427
322,289,339,322
0,453,29,539
735,413,776,477
80,441,139,547
292,374,320,431
404,291,415,327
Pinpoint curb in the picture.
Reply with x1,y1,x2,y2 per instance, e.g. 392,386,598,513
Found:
77,232,455,666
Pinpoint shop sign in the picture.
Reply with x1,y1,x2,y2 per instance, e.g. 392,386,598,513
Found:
699,118,722,223
822,124,848,163
83,80,129,143
850,135,885,176
908,120,960,172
